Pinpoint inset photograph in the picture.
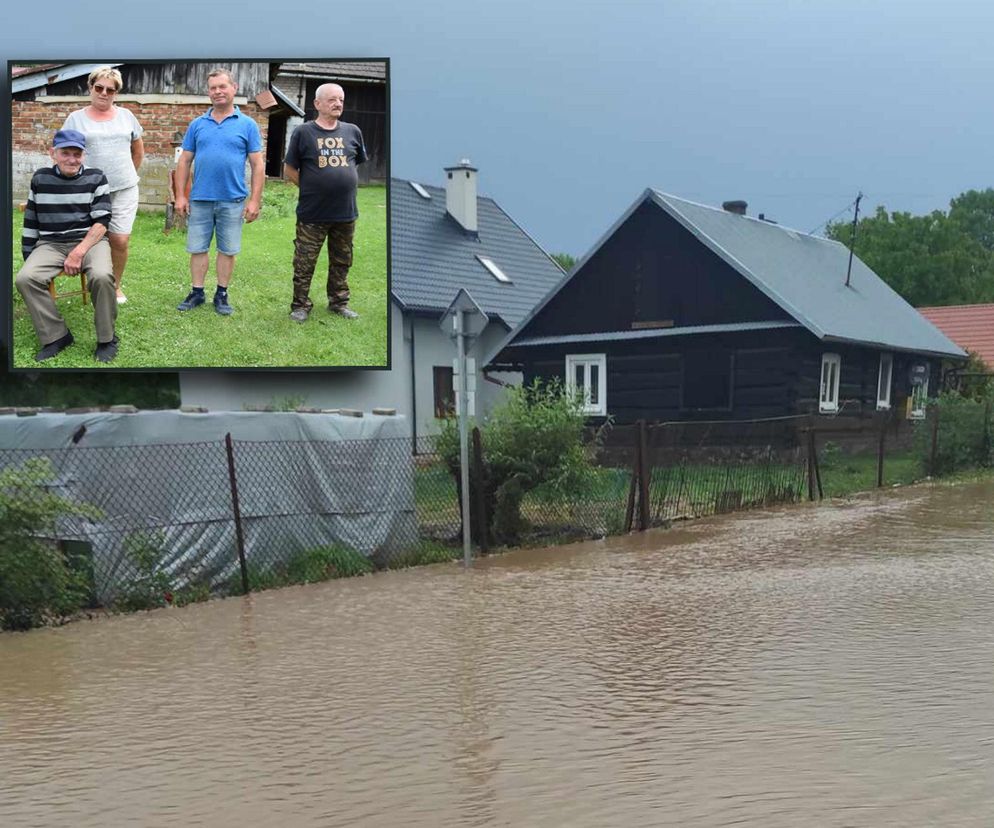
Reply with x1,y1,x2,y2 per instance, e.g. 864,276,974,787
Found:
8,59,389,370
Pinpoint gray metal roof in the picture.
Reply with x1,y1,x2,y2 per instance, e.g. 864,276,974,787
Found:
648,190,965,359
390,179,566,328
511,320,803,348
491,188,966,362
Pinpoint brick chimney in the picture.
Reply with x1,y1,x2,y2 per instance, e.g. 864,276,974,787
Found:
722,199,748,216
444,159,478,233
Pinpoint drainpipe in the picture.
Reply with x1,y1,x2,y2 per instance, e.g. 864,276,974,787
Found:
409,316,418,455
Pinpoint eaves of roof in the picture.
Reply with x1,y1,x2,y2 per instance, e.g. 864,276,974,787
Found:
508,320,802,348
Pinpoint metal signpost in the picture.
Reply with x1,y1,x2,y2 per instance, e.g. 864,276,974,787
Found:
441,290,489,566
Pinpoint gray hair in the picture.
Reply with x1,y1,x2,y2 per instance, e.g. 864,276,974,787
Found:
207,68,236,85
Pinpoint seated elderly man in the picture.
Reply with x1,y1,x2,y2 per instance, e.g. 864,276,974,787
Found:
16,129,118,363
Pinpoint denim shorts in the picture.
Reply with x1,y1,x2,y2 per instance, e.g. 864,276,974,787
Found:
186,199,245,255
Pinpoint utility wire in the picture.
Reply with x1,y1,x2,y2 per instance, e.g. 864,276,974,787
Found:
807,196,861,236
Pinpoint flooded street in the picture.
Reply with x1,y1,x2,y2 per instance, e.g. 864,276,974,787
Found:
3,482,994,826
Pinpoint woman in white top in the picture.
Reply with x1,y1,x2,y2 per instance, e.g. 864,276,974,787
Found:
63,66,144,304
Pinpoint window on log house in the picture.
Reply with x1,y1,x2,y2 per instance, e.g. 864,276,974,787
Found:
565,354,607,416
820,353,841,413
877,353,893,410
909,372,929,420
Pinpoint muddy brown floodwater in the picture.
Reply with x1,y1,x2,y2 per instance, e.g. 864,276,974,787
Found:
3,482,994,826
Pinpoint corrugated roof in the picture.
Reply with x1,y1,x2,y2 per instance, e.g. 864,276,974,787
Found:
277,62,386,82
390,179,566,328
648,190,965,359
917,303,994,367
511,321,802,348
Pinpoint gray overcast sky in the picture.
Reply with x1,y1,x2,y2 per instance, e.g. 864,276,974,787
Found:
4,0,994,258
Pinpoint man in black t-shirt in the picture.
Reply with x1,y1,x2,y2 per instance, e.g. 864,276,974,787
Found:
284,83,368,322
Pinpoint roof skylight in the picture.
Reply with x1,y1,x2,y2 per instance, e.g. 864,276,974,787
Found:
476,255,512,283
409,181,431,199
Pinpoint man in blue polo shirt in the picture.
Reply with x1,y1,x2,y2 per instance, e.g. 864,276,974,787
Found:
173,68,264,315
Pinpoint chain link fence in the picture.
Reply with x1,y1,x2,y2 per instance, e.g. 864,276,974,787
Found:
3,402,991,629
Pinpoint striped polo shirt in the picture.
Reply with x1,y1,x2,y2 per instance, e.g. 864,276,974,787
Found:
21,164,111,260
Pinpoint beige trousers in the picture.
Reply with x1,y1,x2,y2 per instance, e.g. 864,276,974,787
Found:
15,238,116,345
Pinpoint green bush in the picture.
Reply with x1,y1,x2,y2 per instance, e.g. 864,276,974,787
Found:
285,545,373,583
916,392,992,475
233,545,373,592
112,530,173,612
438,379,607,545
385,540,459,569
0,458,99,630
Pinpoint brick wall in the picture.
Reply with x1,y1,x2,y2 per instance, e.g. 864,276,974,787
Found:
11,99,270,211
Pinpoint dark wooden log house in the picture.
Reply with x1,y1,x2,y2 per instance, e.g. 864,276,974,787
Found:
487,190,966,425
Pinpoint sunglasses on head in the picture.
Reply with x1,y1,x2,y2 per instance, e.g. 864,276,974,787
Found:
92,84,118,94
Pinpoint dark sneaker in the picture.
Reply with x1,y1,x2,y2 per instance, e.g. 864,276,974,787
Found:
35,330,75,362
94,336,119,364
177,290,205,311
289,308,309,323
213,292,233,316
330,306,359,319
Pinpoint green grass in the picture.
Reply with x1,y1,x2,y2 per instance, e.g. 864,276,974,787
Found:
817,449,923,497
10,181,388,369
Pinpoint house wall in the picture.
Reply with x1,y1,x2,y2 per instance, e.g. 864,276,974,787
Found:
409,315,516,439
519,327,942,424
179,305,516,440
522,201,790,338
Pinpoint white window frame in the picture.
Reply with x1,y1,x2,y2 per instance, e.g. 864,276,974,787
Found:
910,373,929,420
819,353,841,413
876,353,893,411
565,353,607,416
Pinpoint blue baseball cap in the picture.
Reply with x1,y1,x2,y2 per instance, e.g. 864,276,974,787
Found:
53,129,86,150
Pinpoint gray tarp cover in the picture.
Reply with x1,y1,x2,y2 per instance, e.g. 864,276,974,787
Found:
0,411,417,600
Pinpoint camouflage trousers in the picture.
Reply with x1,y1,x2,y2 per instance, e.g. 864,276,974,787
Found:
291,220,356,312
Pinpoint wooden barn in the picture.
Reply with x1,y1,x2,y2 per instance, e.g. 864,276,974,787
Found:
273,62,387,184
487,190,966,425
11,61,309,210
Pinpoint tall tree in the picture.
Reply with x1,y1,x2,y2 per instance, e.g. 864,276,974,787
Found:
827,202,994,307
948,188,994,251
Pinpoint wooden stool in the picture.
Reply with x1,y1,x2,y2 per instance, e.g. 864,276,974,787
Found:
48,271,89,305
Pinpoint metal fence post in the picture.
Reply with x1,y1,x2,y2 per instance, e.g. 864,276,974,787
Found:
638,420,651,531
224,433,250,595
929,405,940,477
984,401,992,465
624,425,639,533
471,426,489,554
877,416,886,488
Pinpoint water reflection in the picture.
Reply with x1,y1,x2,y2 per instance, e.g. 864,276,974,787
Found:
3,483,994,826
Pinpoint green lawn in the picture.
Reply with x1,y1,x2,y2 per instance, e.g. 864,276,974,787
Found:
817,449,923,497
10,181,387,369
